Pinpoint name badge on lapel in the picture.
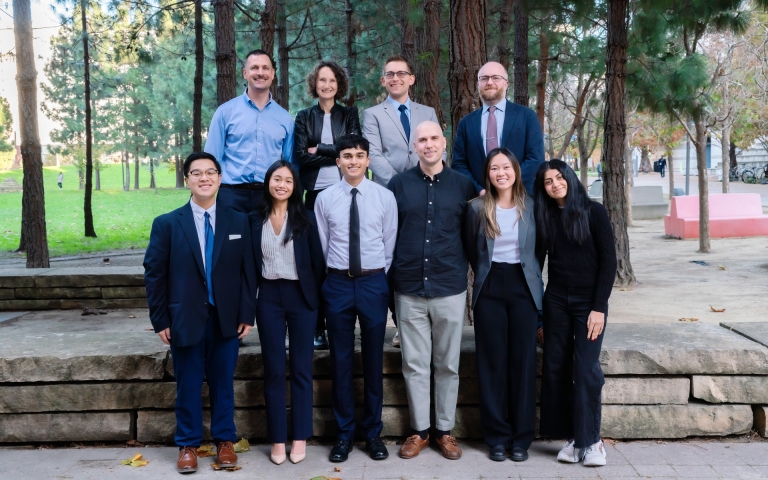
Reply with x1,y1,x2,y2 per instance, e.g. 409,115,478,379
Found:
229,234,241,240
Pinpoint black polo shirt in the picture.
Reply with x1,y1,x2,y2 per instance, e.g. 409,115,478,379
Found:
387,163,477,297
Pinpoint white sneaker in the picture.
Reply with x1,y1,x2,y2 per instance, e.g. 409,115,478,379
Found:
285,331,289,349
557,439,585,463
583,440,606,467
392,331,400,348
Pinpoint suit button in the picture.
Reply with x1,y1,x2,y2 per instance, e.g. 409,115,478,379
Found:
203,281,206,286
409,151,413,154
203,302,209,307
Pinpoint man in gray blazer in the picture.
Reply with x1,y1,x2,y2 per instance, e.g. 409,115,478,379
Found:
362,55,440,187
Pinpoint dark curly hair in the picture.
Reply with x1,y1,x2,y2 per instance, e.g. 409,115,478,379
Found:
306,60,349,101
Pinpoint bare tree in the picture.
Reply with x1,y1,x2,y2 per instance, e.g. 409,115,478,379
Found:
81,0,96,238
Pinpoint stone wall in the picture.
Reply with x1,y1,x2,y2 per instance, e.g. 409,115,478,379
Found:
0,267,146,310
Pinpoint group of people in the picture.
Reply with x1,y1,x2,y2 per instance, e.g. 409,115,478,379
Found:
143,49,618,475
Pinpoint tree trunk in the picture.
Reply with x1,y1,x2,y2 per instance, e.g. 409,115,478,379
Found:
512,0,528,106
577,118,589,188
123,149,130,191
639,146,651,173
344,0,357,106
95,167,100,191
134,143,140,189
81,0,96,238
535,29,549,128
276,0,289,108
260,0,278,99
449,0,486,135
175,134,184,188
193,0,204,151
721,125,730,193
624,128,633,227
497,0,514,71
149,159,156,189
400,0,415,65
666,145,674,198
693,115,709,253
555,75,593,159
13,0,49,267
600,0,635,286
413,0,443,125
213,0,237,105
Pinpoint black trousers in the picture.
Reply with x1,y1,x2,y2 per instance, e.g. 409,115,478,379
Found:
539,283,606,449
304,188,327,333
473,262,538,449
217,186,263,214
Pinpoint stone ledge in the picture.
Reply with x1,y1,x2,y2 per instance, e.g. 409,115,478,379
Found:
33,267,145,288
14,287,102,300
602,377,690,405
0,289,14,300
601,404,753,439
0,412,132,442
101,286,146,299
692,376,768,404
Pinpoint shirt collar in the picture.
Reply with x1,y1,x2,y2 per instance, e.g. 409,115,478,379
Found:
387,95,411,111
189,198,216,220
243,89,273,110
417,161,448,181
341,177,368,195
483,97,507,114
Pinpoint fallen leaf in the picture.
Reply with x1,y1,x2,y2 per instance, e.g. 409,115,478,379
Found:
121,452,144,466
211,463,242,471
310,477,327,480
144,327,154,331
679,317,699,322
126,440,144,447
197,445,215,458
233,437,250,453
128,315,137,318
334,467,341,472
718,265,726,270
130,459,149,468
710,305,726,313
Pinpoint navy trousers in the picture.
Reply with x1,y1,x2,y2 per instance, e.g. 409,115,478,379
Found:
323,271,389,441
256,279,316,443
170,308,239,447
217,186,263,214
540,283,606,449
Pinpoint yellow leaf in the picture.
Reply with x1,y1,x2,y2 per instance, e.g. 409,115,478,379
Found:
678,317,699,322
718,265,726,270
197,445,215,458
710,305,726,313
310,477,327,480
233,438,250,453
130,452,143,462
130,459,149,468
120,459,131,465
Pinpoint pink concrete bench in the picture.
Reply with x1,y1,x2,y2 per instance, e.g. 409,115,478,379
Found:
664,194,768,239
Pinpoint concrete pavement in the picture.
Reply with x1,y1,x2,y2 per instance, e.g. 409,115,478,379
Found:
2,440,768,479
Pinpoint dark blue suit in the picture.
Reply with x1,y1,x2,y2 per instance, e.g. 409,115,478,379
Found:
250,211,325,443
144,201,256,447
451,100,545,195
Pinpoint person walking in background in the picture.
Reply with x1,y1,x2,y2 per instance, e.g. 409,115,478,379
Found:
658,156,667,178
387,121,475,461
250,160,325,466
143,152,256,474
534,159,617,468
315,134,398,463
452,61,544,195
57,171,63,190
205,49,294,214
463,148,542,463
293,60,361,350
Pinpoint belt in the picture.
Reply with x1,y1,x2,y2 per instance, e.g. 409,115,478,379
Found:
328,267,385,277
220,183,264,191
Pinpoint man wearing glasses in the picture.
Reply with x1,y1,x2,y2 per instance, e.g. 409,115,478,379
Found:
452,61,544,195
362,55,441,188
144,152,256,474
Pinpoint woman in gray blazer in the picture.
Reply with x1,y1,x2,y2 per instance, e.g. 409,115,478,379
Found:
462,148,543,463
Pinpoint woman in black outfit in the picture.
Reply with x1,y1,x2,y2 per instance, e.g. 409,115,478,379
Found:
463,148,543,463
293,60,360,349
250,160,325,465
534,159,617,468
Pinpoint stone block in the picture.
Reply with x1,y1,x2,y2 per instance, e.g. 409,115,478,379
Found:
601,404,753,439
600,323,768,375
0,289,14,300
753,405,768,437
137,409,267,443
101,286,146,299
0,412,132,442
721,322,768,349
59,298,148,309
603,377,690,405
314,377,408,406
312,407,410,438
34,267,145,288
0,299,61,310
0,269,37,288
14,287,101,300
453,407,481,438
692,376,768,404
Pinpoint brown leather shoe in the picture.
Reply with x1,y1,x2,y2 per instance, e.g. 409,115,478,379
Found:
436,435,462,460
399,434,429,459
216,441,238,467
177,446,198,473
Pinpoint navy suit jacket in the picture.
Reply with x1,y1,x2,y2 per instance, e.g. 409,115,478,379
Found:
143,201,257,347
451,100,545,195
249,211,326,311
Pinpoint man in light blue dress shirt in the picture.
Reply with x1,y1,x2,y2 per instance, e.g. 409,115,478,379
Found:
205,49,294,213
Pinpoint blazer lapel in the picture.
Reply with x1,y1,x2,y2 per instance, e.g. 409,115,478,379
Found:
253,216,264,275
469,109,485,158
486,235,495,262
382,102,408,143
178,204,205,279
518,196,534,252
293,228,304,274
212,205,230,272
501,100,516,150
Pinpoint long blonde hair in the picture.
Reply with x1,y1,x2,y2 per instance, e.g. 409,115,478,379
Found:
479,148,527,238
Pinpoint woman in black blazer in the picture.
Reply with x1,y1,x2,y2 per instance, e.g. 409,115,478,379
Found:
293,60,361,211
249,160,325,466
462,148,543,463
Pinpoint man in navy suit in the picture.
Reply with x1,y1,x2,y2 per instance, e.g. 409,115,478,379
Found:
144,152,256,474
451,61,545,195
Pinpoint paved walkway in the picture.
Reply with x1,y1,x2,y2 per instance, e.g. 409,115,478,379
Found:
2,440,767,479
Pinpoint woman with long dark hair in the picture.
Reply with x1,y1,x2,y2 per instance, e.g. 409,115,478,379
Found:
463,148,543,463
534,159,617,467
250,160,325,465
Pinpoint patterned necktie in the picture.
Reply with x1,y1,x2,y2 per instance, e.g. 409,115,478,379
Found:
486,105,498,152
398,104,411,142
349,188,362,276
204,212,215,306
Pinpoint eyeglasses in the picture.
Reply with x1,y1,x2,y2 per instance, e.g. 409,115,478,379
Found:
478,75,508,84
187,169,220,179
383,71,413,79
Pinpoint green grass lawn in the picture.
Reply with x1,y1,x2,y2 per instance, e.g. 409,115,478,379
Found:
0,164,190,257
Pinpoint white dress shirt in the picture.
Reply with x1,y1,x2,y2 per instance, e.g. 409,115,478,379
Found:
314,177,398,271
189,199,216,270
480,97,507,155
492,205,521,264
261,215,299,280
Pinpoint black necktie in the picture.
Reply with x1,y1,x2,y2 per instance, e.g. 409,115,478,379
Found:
398,104,410,142
349,188,362,276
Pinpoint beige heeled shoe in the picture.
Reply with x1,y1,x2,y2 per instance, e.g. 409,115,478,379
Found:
271,444,286,465
289,440,306,464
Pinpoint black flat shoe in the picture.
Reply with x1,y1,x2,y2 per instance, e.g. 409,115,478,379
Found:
314,330,329,350
329,440,351,462
366,436,389,460
489,444,507,462
510,447,529,462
